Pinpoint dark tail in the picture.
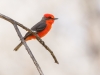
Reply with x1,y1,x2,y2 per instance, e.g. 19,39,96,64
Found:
14,42,23,51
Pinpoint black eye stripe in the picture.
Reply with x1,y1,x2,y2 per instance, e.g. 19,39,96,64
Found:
48,17,54,19
48,17,51,18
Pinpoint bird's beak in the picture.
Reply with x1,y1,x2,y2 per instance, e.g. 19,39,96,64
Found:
54,18,58,20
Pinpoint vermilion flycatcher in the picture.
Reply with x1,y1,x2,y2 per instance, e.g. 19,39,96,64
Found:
14,13,58,51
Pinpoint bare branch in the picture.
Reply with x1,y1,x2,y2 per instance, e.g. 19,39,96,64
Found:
34,32,59,64
13,22,44,75
0,13,59,64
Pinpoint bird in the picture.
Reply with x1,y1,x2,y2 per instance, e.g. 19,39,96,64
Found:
14,13,58,51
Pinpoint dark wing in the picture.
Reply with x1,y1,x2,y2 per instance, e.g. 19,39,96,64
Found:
31,21,46,32
24,21,46,39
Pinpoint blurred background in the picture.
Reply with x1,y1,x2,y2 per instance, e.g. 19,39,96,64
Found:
0,0,100,75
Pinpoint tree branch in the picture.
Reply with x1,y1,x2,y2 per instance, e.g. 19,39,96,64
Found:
13,22,44,75
0,13,59,64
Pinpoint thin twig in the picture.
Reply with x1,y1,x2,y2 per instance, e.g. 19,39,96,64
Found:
34,32,59,64
13,22,44,75
0,13,59,64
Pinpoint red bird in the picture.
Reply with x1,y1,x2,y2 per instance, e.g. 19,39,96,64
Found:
14,13,58,51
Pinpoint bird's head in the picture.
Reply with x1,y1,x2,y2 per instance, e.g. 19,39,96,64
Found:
42,13,58,24
43,13,58,20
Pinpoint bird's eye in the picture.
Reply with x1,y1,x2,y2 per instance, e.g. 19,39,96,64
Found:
48,17,52,19
48,17,54,19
